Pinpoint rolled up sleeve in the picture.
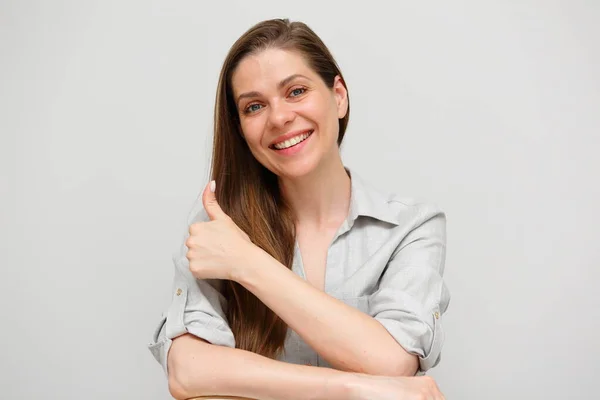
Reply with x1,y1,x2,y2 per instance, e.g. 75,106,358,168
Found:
369,205,450,373
147,201,235,376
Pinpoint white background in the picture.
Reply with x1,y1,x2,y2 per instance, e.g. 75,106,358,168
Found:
2,1,599,399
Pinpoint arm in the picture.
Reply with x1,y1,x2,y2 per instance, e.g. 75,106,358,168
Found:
178,185,447,386
236,250,418,377
183,183,418,376
168,334,446,400
168,333,352,400
234,205,448,377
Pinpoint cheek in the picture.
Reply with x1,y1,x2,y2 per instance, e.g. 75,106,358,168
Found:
241,131,266,162
304,97,339,134
240,120,263,147
307,93,337,120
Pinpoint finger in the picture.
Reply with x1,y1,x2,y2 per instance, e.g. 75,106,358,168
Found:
202,180,228,221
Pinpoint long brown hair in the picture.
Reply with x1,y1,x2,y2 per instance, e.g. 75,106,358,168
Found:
210,18,350,359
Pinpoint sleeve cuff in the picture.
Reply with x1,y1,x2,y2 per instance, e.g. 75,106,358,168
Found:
147,314,171,377
147,314,236,378
165,281,235,347
148,282,236,377
376,307,444,372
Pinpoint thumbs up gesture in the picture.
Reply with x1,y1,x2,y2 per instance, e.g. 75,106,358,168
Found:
185,180,255,282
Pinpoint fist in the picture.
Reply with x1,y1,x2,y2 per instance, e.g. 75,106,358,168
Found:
349,374,446,400
185,180,254,281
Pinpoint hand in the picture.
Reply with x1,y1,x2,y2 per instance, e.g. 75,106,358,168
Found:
185,180,254,281
347,373,446,400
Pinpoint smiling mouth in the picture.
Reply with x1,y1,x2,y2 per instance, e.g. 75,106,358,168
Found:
270,130,314,150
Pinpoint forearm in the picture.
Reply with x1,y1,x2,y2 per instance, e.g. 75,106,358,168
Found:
236,250,418,376
168,333,353,400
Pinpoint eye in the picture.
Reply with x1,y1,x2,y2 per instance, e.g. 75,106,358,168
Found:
244,103,263,114
289,87,306,97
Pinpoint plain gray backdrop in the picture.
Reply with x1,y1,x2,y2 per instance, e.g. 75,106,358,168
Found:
2,1,599,399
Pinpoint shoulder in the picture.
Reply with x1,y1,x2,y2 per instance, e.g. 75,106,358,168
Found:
376,191,447,261
171,188,211,255
184,192,210,226
384,193,446,228
353,172,445,229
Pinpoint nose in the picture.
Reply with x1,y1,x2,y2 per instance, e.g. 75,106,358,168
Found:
268,99,296,129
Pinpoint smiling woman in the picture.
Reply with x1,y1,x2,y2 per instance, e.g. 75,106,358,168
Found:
147,18,449,400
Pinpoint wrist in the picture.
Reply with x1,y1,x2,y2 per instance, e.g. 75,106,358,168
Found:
333,372,363,400
230,242,267,284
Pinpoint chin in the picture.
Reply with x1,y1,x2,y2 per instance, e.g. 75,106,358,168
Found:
271,157,321,180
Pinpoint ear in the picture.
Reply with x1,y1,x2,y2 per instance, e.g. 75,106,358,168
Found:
333,75,349,119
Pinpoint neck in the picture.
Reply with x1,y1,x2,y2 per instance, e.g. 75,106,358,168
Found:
278,155,351,230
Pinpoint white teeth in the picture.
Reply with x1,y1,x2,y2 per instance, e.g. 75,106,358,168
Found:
273,131,312,150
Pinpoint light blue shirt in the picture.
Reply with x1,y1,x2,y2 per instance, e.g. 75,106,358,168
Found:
148,168,450,376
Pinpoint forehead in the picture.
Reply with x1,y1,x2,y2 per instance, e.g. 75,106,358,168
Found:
231,48,315,94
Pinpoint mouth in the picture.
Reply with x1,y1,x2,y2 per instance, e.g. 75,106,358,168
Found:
270,130,314,150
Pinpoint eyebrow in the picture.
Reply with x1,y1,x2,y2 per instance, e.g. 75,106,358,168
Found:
236,74,310,105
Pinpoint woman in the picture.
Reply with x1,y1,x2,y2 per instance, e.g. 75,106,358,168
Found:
148,18,450,400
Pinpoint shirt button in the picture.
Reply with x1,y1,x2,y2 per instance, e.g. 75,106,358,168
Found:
176,288,182,296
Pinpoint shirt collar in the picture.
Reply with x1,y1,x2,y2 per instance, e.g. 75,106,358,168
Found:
345,167,400,228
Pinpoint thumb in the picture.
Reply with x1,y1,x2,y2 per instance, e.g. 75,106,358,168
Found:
202,180,228,221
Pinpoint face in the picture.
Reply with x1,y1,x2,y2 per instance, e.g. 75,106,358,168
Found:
230,48,348,180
